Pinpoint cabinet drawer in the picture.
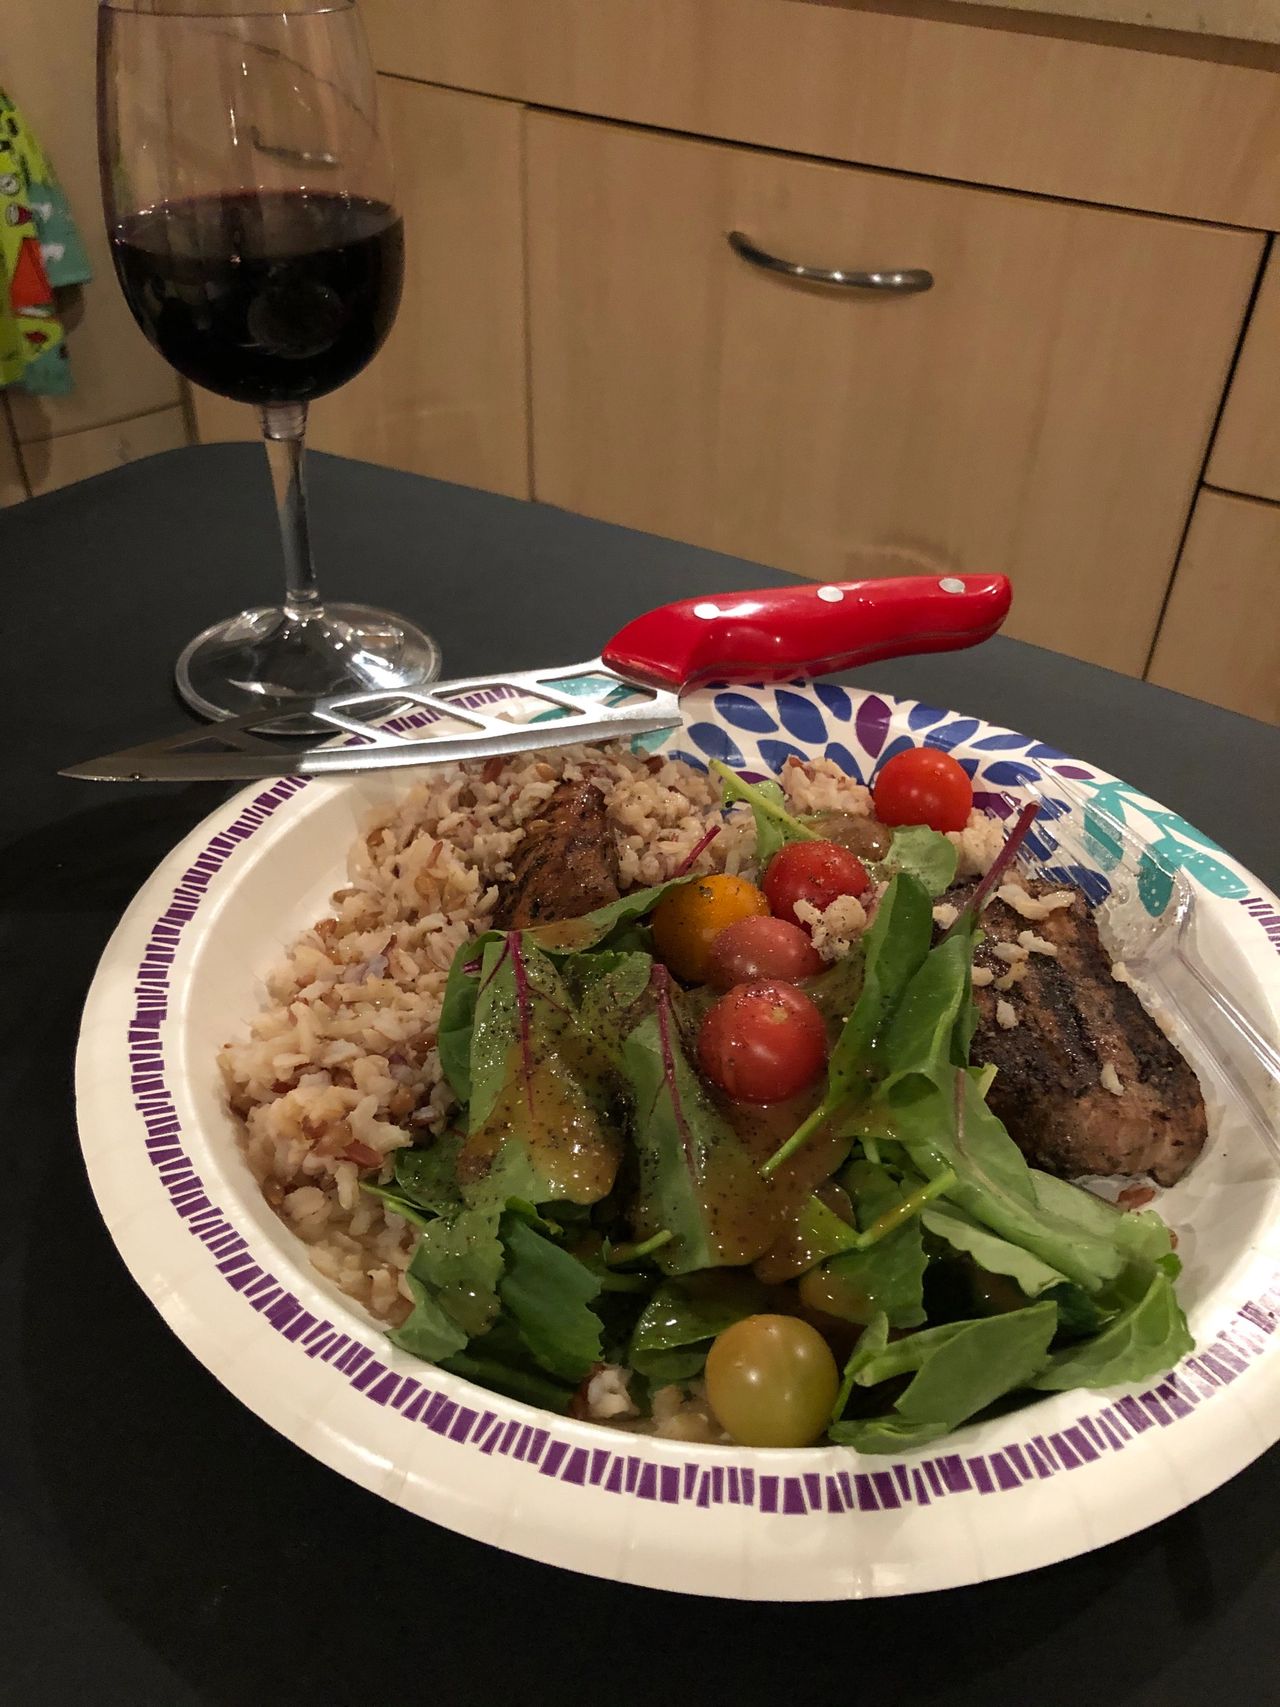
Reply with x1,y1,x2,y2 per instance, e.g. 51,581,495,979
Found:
1148,488,1280,725
1207,246,1280,505
528,114,1260,675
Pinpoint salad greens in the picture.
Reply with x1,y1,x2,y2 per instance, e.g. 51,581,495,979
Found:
369,762,1192,1455
623,973,772,1275
708,758,957,896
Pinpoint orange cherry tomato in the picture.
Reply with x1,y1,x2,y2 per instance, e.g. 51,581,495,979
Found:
651,874,769,983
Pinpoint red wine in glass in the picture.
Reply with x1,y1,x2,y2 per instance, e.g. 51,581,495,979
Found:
98,0,440,730
110,190,404,405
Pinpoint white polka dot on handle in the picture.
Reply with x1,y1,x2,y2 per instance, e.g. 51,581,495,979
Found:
939,577,965,594
817,586,844,603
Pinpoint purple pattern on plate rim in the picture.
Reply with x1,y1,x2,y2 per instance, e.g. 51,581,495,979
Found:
123,703,1280,1516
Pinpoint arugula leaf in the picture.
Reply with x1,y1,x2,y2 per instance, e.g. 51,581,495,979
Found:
877,927,978,1098
763,874,933,1175
830,874,936,1101
393,1132,466,1216
830,1310,889,1425
893,1072,1126,1290
804,952,865,1027
564,949,657,1070
439,1316,577,1412
359,1179,436,1231
1034,1263,1192,1391
408,1208,505,1338
921,1201,1068,1299
498,1213,603,1382
523,875,695,954
437,938,496,1102
623,978,773,1275
1047,1282,1119,1340
869,938,1133,1291
817,1162,928,1328
388,1276,471,1363
462,935,621,1205
830,1301,1058,1452
709,758,817,863
628,1272,767,1382
879,825,958,898
1030,1172,1179,1270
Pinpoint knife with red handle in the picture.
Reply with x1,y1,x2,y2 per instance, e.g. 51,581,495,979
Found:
62,573,1011,780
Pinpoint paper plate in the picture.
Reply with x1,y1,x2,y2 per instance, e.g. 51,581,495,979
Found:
75,683,1280,1599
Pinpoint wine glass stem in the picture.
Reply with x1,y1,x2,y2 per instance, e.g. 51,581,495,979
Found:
260,402,321,622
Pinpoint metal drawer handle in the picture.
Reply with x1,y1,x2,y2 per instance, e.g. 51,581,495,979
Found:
727,229,933,294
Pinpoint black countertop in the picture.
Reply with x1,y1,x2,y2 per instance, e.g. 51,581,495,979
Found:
4,444,1278,1707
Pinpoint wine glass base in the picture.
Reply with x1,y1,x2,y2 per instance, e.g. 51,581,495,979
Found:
176,603,443,735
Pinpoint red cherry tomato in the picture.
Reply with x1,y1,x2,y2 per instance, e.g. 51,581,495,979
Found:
706,915,824,989
872,746,973,833
762,839,869,928
697,981,827,1103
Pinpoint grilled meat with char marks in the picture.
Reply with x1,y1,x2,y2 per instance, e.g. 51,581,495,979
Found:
493,780,622,929
960,881,1207,1185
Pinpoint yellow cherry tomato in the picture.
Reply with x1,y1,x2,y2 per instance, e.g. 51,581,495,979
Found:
705,1314,840,1448
650,874,769,983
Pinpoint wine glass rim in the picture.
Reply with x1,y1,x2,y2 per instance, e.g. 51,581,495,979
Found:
99,0,355,14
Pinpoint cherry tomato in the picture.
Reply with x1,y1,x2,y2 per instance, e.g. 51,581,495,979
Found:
651,873,768,983
697,980,827,1102
872,746,972,833
804,811,894,863
762,839,869,928
704,1314,840,1447
706,915,824,989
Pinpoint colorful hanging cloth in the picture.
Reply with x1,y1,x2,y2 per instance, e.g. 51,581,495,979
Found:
0,88,92,396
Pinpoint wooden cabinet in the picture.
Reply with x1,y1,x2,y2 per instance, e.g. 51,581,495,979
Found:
1147,489,1280,724
527,113,1261,675
1207,246,1280,505
191,79,529,500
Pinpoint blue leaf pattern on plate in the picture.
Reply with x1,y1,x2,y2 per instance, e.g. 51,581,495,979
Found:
823,742,863,782
759,738,813,772
775,689,829,744
815,683,853,723
981,761,1043,788
924,717,980,751
907,702,946,731
663,748,709,773
686,722,746,767
713,692,778,735
1041,863,1112,905
652,685,1251,925
873,734,920,770
972,733,1031,751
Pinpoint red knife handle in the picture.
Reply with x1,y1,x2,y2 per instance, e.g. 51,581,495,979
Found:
600,573,1012,691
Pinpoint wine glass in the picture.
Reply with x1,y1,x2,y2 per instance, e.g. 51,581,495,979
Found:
97,0,441,730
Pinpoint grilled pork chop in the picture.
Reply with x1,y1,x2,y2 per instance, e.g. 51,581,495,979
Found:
962,881,1208,1185
494,780,622,929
